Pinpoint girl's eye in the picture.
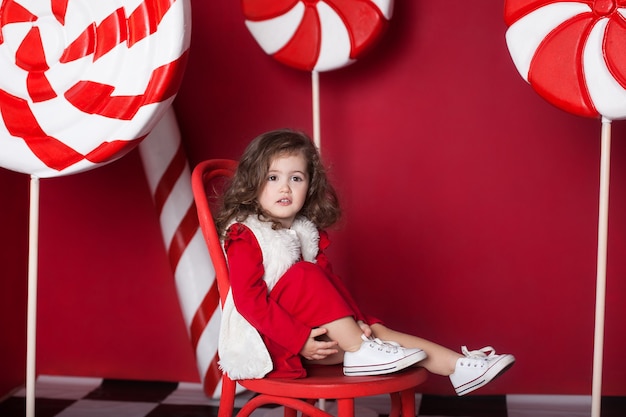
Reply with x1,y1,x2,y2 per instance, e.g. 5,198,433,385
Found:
268,175,277,181
291,176,303,182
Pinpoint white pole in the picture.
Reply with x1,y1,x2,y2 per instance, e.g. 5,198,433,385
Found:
26,175,40,417
311,69,325,413
591,118,611,417
311,70,321,152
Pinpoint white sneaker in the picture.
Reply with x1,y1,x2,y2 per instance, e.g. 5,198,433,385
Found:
450,346,515,396
343,334,427,376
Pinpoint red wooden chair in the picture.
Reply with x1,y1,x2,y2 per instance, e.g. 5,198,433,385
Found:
191,159,427,417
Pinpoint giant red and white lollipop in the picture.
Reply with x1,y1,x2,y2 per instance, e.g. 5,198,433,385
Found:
505,0,626,120
0,0,190,177
504,2,625,415
242,0,393,72
0,1,191,415
241,0,393,147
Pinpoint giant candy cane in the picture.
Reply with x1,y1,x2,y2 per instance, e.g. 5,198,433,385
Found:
138,107,224,399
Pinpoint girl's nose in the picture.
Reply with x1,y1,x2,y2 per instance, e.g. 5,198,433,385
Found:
279,181,291,192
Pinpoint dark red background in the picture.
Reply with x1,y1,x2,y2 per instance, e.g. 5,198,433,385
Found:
2,1,625,397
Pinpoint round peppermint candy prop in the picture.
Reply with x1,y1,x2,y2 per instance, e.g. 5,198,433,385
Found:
504,2,625,416
242,0,393,72
0,2,191,415
0,0,191,178
241,0,393,148
505,0,626,120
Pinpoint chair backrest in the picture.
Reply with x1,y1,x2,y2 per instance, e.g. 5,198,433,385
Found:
191,159,238,307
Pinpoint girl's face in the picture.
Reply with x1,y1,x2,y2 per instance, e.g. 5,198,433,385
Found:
258,152,309,228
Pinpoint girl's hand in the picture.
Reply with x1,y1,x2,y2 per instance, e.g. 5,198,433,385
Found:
300,328,339,361
357,320,372,338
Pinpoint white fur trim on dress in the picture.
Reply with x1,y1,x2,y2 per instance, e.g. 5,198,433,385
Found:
218,216,319,379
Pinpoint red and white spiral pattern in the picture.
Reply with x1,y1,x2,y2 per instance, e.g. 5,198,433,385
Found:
505,0,626,120
0,0,191,178
139,108,223,399
242,0,393,72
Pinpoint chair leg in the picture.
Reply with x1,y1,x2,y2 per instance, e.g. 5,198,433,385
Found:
238,395,332,417
389,389,417,417
283,406,297,417
217,377,237,417
302,398,318,417
389,392,402,417
335,398,355,417
400,388,416,417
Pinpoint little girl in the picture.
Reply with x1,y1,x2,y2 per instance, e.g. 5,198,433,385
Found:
215,129,514,395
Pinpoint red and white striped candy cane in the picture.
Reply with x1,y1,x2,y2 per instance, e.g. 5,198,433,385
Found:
138,107,222,398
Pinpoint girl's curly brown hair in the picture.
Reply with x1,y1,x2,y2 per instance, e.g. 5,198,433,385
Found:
215,129,341,236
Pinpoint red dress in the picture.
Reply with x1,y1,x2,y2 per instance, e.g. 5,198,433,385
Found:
224,223,381,378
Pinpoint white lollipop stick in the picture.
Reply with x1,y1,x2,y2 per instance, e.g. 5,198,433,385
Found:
26,175,40,417
312,70,321,152
591,118,611,417
311,68,325,415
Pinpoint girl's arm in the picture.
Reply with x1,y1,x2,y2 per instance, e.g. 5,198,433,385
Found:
225,224,311,356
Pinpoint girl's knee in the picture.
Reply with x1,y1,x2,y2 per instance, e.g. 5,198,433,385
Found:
282,261,326,281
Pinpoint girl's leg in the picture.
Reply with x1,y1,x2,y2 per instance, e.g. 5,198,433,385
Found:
300,317,362,365
270,262,427,376
318,316,364,353
370,323,462,376
371,324,516,396
289,316,366,366
270,262,367,354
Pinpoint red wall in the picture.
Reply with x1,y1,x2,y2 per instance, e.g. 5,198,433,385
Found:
0,169,28,397
2,0,626,397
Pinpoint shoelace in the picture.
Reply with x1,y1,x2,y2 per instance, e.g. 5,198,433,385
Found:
362,334,400,353
461,346,496,359
459,346,496,367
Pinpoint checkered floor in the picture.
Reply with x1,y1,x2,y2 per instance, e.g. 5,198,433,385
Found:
0,376,624,416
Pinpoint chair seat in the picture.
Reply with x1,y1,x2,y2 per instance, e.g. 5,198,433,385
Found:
240,364,428,399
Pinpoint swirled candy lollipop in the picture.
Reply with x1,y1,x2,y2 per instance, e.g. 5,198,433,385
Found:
241,0,393,148
242,0,393,72
504,3,626,416
0,0,191,178
505,0,626,120
0,2,191,416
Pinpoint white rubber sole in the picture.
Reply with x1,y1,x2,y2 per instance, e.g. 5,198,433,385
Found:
454,354,516,396
343,349,427,376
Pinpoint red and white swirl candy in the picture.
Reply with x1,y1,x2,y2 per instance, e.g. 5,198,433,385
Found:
505,0,626,120
0,0,191,178
242,0,394,72
505,3,625,417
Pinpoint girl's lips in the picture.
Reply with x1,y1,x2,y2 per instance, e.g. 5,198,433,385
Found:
277,198,291,205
